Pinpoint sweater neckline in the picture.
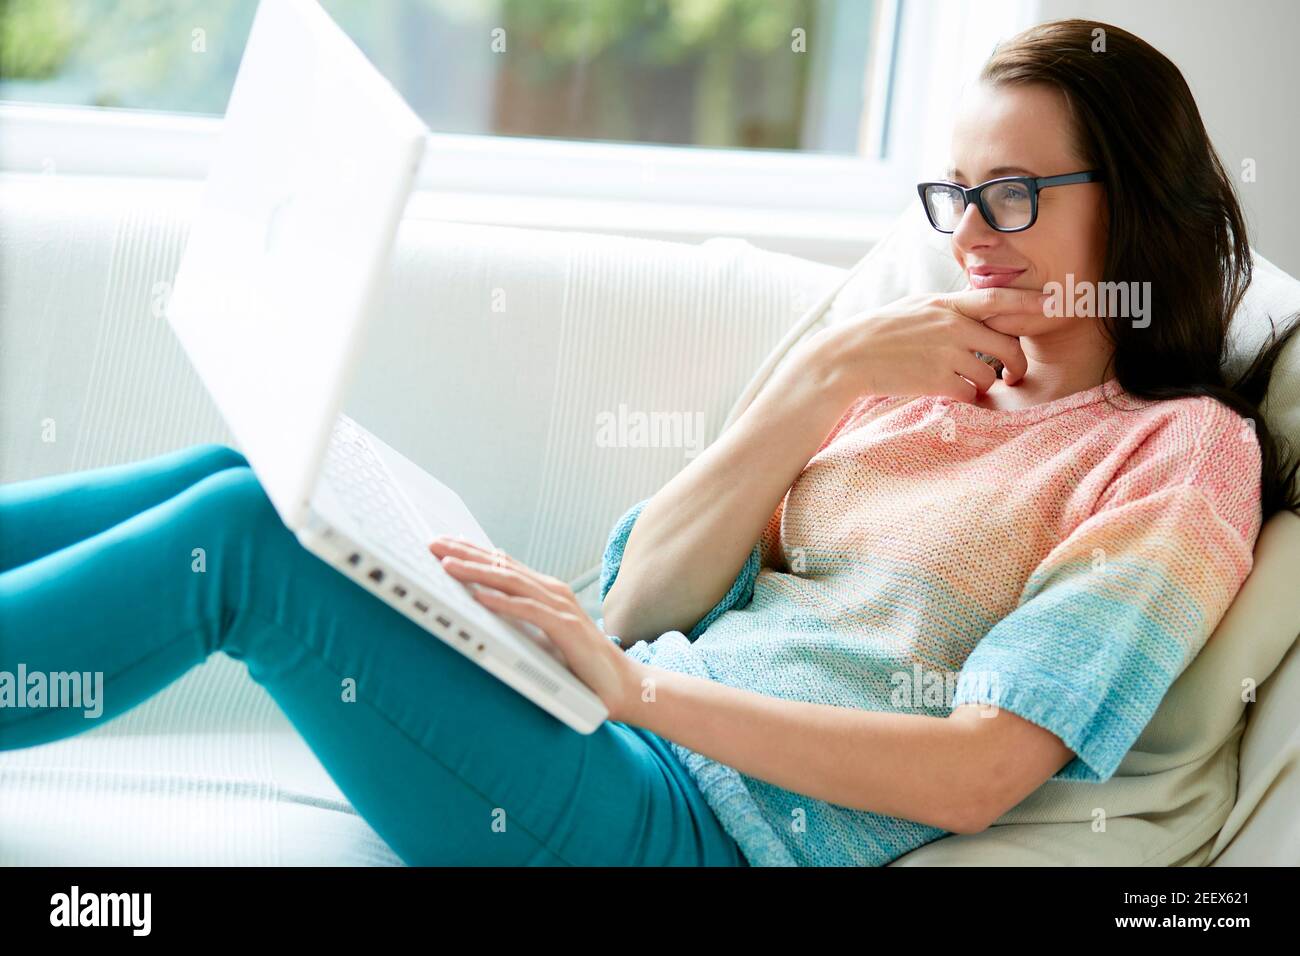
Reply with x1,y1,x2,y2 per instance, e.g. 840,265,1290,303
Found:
926,376,1130,425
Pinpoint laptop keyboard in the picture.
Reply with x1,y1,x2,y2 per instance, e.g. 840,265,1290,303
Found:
321,417,458,596
319,417,557,657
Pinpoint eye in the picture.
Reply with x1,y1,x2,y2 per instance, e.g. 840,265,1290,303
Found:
989,182,1030,203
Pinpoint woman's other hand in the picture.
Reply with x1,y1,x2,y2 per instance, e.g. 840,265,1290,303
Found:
803,288,1046,404
428,536,641,722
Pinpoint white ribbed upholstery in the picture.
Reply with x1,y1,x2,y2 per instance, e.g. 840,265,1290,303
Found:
0,172,845,864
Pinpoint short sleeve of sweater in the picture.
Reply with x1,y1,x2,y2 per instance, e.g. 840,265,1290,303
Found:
596,393,883,641
596,496,759,641
949,398,1263,783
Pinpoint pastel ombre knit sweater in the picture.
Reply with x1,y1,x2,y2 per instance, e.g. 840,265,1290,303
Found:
598,377,1263,866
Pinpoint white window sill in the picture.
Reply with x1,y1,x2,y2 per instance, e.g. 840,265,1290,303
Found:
0,103,901,266
0,168,895,268
404,191,896,267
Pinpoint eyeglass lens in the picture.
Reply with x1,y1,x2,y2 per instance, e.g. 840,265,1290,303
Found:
924,181,1033,231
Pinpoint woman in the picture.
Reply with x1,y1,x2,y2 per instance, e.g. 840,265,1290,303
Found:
2,19,1297,866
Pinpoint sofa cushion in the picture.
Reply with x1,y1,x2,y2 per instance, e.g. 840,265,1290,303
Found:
892,508,1300,866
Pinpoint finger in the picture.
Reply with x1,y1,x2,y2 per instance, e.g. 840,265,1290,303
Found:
429,536,504,563
428,537,572,592
439,554,562,602
439,555,572,611
943,287,1050,323
470,588,585,651
980,310,1062,339
962,325,1028,384
938,370,980,403
952,352,999,393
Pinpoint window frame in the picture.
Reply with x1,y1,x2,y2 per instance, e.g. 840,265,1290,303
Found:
0,0,1041,266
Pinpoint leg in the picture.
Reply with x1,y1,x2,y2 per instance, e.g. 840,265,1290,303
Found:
0,442,248,572
0,466,744,866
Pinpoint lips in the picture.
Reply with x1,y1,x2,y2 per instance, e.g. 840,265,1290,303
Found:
968,266,1027,290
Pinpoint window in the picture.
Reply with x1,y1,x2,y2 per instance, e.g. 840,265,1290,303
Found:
1,0,893,155
0,0,1039,265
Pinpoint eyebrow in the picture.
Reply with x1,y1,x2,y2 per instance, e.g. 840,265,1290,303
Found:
946,165,1041,181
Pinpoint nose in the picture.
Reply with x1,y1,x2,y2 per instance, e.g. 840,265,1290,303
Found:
951,199,999,252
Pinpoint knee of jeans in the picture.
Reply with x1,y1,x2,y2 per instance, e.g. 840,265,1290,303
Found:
192,442,249,473
191,465,281,536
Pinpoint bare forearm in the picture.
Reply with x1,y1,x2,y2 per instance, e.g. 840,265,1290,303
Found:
617,663,992,834
601,338,855,645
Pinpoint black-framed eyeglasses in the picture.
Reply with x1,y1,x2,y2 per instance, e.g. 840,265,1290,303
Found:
916,171,1103,233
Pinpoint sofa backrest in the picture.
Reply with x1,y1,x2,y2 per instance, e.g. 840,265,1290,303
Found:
0,173,846,581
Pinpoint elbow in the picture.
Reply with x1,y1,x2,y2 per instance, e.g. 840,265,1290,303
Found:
947,805,996,836
944,788,1002,836
940,709,1017,835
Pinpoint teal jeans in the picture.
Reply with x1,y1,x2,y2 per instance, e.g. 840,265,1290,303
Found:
0,443,746,866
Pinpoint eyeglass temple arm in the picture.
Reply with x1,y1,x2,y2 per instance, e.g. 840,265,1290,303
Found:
1034,171,1103,187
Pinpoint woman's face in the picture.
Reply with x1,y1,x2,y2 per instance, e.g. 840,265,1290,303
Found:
946,81,1107,296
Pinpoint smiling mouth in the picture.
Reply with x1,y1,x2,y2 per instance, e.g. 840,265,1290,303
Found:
968,268,1026,290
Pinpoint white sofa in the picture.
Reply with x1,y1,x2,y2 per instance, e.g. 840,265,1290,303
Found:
1,171,1297,865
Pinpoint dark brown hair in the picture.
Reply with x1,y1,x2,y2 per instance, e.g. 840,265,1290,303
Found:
981,18,1300,522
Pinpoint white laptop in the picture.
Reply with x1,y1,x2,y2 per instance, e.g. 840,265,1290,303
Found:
164,0,608,733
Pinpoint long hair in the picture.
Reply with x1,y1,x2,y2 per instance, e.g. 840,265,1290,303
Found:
981,19,1300,521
